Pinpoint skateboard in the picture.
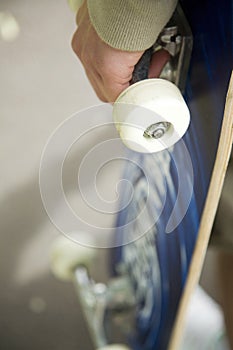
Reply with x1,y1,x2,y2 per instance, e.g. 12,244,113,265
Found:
50,1,233,349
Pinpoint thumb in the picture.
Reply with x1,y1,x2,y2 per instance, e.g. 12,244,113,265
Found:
148,49,170,78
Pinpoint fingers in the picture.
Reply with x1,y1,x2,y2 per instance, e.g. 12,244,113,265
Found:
148,49,170,78
101,78,130,102
87,67,130,102
85,68,108,102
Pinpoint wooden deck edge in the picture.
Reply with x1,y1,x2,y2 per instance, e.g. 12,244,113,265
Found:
169,71,233,350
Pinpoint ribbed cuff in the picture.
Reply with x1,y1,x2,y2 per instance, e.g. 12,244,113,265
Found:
87,0,177,51
68,0,84,12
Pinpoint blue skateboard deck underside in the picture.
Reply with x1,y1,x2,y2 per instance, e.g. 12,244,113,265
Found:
111,1,233,349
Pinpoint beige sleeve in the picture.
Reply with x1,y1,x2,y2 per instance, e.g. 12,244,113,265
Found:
87,0,178,51
67,0,84,12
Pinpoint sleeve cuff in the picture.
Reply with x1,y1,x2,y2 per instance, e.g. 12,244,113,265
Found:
87,0,178,51
68,0,84,12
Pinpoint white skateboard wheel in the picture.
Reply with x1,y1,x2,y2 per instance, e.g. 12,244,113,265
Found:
50,234,96,281
113,79,190,153
97,345,131,350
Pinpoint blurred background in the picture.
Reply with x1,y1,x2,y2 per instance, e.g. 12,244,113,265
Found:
0,1,109,349
0,0,231,349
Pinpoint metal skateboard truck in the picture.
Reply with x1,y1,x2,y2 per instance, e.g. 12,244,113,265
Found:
50,235,134,350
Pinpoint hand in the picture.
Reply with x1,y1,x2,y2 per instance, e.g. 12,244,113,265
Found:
72,1,170,102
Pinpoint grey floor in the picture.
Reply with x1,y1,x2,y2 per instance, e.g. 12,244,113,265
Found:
0,1,231,350
0,1,111,349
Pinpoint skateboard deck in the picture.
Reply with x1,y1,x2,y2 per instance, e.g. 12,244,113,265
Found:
109,2,233,349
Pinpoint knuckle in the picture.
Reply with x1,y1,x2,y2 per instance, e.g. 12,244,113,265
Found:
71,33,80,56
98,95,108,102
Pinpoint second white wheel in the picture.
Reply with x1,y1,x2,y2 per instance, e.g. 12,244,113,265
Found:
97,345,131,350
50,233,96,281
